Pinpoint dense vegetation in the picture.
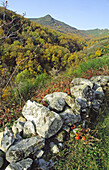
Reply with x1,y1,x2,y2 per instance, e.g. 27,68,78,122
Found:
0,4,109,169
0,6,86,99
30,14,86,36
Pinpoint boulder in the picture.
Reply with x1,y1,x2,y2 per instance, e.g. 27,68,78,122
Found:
6,136,45,163
70,78,93,88
49,97,66,112
90,76,109,87
70,78,93,99
76,97,88,112
43,92,68,104
60,108,81,125
5,158,33,170
65,95,81,112
23,120,36,138
22,100,63,138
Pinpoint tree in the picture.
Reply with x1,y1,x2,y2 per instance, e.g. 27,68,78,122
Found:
0,1,26,45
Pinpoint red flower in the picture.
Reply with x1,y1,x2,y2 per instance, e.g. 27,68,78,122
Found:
75,136,80,140
82,136,86,140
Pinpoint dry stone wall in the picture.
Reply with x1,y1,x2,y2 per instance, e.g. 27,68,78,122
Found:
0,76,109,170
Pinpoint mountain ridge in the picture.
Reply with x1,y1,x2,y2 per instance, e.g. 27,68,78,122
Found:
29,14,86,37
29,15,109,37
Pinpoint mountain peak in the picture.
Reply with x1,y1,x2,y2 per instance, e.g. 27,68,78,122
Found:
45,14,52,18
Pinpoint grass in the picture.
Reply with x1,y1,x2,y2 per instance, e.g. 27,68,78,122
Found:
53,94,109,170
73,55,109,77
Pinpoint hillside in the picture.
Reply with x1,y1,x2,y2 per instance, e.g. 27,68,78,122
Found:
29,15,109,38
82,28,109,37
0,6,86,99
29,15,87,37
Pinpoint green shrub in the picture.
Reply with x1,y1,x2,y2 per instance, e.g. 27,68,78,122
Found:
15,69,31,84
13,73,50,101
74,55,109,76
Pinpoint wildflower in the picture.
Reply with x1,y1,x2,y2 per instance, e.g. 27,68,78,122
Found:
82,136,86,140
75,136,80,140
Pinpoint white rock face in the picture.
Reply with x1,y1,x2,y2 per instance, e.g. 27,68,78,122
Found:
22,100,63,138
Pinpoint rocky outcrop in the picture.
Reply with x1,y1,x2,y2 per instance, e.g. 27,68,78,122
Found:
0,76,108,170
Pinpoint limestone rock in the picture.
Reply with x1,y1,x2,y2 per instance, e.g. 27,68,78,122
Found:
36,158,55,170
43,92,68,104
50,142,59,154
12,117,26,135
23,120,36,138
6,136,45,163
5,158,33,170
90,76,109,87
76,97,88,112
70,78,93,88
65,95,81,112
70,78,93,99
1,128,15,152
49,97,66,112
60,108,81,125
22,100,63,138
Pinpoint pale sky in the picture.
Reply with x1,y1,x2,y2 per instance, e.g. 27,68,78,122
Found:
1,0,109,30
